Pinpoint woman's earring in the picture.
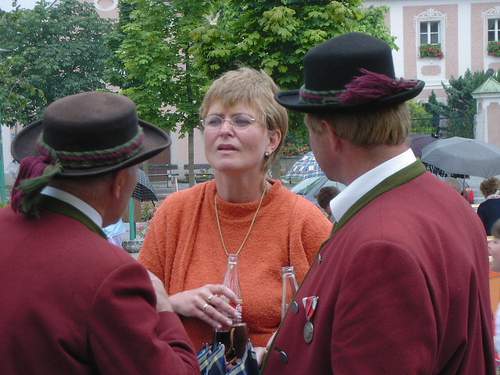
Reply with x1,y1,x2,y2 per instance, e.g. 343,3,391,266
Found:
264,151,270,157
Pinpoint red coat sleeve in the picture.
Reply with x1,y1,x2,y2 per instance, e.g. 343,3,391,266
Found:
332,241,437,374
87,262,199,375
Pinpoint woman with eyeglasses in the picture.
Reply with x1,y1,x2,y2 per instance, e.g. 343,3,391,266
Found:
138,67,331,352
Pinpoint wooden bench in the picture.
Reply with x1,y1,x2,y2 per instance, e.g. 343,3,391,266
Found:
147,164,179,187
183,163,214,182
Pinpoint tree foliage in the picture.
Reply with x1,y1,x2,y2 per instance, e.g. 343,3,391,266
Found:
190,1,393,88
424,70,500,138
108,0,392,160
110,0,208,133
408,101,434,135
0,0,112,127
423,91,440,131
190,0,393,152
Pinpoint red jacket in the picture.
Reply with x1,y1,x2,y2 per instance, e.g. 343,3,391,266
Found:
264,170,494,374
0,199,198,375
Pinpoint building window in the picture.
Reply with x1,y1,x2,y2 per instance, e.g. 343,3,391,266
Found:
420,21,440,45
419,21,443,58
488,18,500,42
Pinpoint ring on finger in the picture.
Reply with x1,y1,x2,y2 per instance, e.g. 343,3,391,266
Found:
207,294,214,303
202,302,210,312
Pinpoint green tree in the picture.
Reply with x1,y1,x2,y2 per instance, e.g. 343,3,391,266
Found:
0,51,46,127
113,0,209,185
424,70,500,138
191,1,393,88
423,91,441,132
104,0,136,89
190,0,393,171
408,101,434,135
0,0,113,127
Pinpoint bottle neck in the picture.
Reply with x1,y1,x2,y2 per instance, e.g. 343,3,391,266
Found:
227,254,238,265
224,254,242,300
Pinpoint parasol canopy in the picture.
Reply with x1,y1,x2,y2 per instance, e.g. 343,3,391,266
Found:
421,137,500,178
132,169,158,202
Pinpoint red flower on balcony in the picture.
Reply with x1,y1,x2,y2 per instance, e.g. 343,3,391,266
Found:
420,43,443,59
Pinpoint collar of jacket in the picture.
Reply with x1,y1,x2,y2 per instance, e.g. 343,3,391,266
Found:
40,195,107,239
332,160,426,234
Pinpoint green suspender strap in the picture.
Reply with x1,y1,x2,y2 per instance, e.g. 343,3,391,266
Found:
333,160,426,234
40,195,107,239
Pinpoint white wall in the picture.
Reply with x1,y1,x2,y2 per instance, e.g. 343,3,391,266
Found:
170,127,208,175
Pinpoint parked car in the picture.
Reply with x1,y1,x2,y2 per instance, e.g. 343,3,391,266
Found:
290,175,345,204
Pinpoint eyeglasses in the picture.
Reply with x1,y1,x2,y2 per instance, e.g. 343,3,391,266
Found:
201,114,257,129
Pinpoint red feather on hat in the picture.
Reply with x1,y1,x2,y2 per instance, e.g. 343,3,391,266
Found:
339,69,418,105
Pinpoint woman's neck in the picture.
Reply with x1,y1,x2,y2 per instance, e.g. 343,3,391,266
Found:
214,171,268,203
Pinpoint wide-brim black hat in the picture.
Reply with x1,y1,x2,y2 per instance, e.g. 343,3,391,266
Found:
276,32,425,113
12,91,170,177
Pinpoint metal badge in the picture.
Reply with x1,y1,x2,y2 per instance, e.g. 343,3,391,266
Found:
279,350,288,364
290,301,299,314
303,321,314,344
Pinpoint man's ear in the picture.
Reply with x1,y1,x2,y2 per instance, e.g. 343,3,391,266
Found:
319,118,343,151
110,169,127,199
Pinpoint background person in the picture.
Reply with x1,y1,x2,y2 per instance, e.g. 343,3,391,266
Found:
443,176,462,194
489,220,500,369
0,92,199,374
263,33,494,374
139,67,331,351
489,219,500,272
103,217,128,247
478,177,500,235
316,185,340,221
462,185,475,204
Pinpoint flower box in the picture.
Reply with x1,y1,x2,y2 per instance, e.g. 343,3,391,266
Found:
420,43,443,59
488,41,500,57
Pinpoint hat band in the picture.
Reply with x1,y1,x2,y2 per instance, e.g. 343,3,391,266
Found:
37,128,145,169
299,86,344,105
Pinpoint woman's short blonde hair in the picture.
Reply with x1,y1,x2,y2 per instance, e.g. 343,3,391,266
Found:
480,177,499,197
309,103,410,146
200,67,288,171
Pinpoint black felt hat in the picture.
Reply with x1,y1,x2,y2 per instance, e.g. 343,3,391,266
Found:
11,91,170,177
275,32,425,113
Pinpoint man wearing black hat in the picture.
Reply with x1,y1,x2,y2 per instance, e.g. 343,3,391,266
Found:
0,92,199,374
264,33,494,374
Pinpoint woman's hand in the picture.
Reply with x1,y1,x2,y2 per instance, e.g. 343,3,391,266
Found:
147,271,173,313
170,284,240,329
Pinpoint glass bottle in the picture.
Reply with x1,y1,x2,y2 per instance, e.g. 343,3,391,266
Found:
223,254,243,321
214,254,248,360
281,266,299,321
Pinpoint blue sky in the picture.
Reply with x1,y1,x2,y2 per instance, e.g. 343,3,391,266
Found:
0,0,38,11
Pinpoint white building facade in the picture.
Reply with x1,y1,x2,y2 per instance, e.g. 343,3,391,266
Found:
365,0,500,100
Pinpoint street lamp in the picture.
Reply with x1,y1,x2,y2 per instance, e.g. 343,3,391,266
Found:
0,48,11,205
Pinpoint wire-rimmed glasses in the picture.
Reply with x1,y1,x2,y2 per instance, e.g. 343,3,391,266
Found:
201,113,257,130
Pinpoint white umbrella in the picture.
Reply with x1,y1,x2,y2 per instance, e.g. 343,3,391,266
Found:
421,137,500,178
284,152,324,181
